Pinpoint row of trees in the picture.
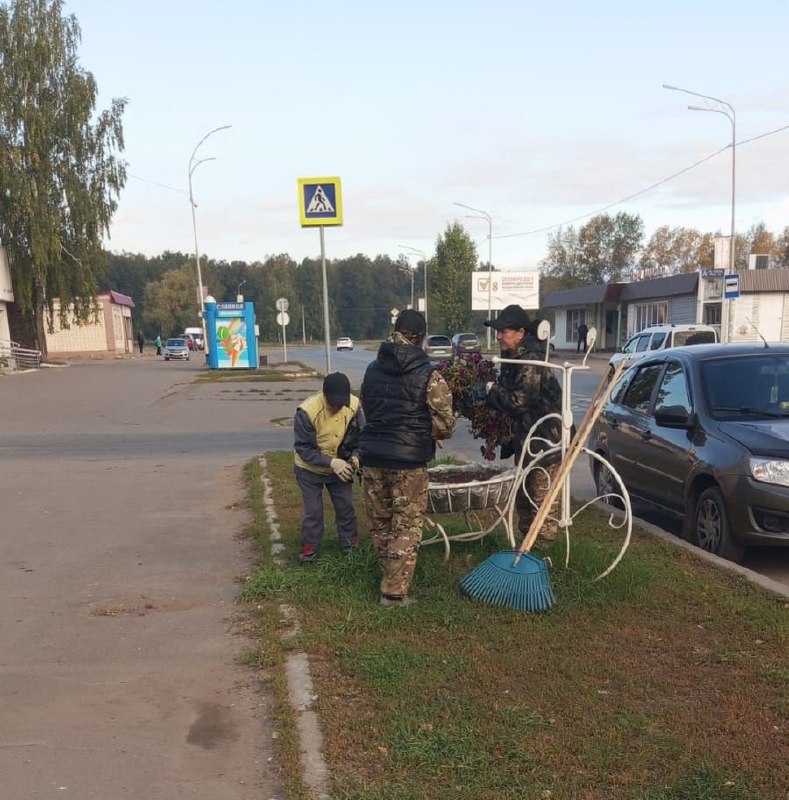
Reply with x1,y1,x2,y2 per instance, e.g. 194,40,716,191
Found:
104,222,485,342
0,0,127,357
119,213,789,343
540,213,789,292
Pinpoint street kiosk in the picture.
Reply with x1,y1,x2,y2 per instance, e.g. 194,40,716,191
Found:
203,301,259,370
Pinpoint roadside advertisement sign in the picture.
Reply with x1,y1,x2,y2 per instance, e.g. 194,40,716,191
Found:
471,270,540,311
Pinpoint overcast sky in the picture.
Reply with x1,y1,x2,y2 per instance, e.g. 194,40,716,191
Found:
64,0,789,270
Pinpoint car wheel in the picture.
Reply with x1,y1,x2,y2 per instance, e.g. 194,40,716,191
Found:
692,486,744,562
594,459,623,509
165,357,169,361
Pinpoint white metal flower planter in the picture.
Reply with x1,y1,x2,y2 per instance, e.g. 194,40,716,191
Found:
422,326,633,580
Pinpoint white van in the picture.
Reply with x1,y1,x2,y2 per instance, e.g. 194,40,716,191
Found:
184,326,204,350
608,323,718,373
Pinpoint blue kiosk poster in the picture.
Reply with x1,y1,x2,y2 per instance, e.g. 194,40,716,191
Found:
204,301,259,369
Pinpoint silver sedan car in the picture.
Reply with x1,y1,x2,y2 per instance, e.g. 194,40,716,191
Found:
163,338,190,361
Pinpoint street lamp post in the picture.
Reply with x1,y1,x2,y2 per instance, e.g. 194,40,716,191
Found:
453,202,493,349
663,84,735,343
398,245,429,333
397,262,415,308
236,279,246,302
188,124,232,356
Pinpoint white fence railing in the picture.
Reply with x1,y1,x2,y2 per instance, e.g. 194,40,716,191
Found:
0,339,42,371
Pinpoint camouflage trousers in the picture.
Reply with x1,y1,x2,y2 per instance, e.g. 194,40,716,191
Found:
363,466,428,598
515,460,560,542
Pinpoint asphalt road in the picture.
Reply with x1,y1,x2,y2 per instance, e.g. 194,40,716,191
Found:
0,358,287,799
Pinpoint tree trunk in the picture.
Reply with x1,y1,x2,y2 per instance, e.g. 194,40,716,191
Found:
34,282,48,362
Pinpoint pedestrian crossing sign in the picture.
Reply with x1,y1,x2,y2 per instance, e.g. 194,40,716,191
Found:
297,176,343,227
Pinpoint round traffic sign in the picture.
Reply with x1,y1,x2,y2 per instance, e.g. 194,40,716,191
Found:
276,311,290,327
276,297,289,312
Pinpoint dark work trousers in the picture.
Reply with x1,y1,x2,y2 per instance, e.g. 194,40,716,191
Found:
294,465,358,561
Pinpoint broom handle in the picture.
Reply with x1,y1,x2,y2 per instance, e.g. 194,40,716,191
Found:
515,362,626,558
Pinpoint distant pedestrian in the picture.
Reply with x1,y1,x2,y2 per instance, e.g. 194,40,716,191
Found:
155,335,162,356
577,322,589,353
137,330,145,354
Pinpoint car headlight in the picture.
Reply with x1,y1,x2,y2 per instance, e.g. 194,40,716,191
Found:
750,457,789,487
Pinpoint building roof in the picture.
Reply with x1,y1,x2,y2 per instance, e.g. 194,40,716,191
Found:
542,268,789,310
619,272,698,301
107,290,135,308
739,268,789,292
542,282,623,308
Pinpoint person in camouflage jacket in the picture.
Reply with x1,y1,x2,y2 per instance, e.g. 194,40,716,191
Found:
360,309,456,607
483,304,563,541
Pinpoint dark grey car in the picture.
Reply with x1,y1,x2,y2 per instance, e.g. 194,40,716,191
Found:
589,343,789,561
451,332,482,360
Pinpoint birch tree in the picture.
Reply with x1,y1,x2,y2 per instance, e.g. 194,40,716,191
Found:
0,0,126,354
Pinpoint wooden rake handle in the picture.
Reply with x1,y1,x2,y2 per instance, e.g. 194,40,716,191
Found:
515,362,627,558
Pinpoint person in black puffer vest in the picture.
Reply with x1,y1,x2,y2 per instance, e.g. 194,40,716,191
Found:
360,309,455,607
483,304,564,543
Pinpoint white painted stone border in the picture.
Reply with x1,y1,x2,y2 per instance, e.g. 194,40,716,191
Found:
258,455,331,800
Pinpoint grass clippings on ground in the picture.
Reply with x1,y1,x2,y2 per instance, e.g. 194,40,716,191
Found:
242,452,788,800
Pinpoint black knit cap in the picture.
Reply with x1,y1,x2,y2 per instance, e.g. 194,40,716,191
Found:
323,372,351,407
394,309,426,338
484,304,531,331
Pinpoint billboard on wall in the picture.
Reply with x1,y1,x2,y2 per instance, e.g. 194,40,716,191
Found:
471,271,540,311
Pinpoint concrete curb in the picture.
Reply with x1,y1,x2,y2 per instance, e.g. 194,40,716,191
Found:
596,500,789,601
258,455,331,800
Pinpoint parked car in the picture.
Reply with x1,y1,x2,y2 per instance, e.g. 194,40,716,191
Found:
336,337,354,351
589,342,789,562
180,333,196,351
451,332,482,360
608,323,717,375
423,334,453,362
163,337,190,361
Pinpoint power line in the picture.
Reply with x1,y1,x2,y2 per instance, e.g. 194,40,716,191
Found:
127,173,188,195
495,123,789,241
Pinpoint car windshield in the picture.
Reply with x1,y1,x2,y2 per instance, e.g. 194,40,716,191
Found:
427,336,451,347
167,339,185,347
702,354,789,418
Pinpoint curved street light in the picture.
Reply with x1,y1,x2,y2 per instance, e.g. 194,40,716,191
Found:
453,201,493,349
663,84,735,343
395,261,415,308
236,279,246,302
398,245,429,334
188,124,232,355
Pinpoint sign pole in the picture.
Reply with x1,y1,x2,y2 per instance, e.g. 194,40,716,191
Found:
296,176,342,375
320,225,331,374
275,297,290,365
